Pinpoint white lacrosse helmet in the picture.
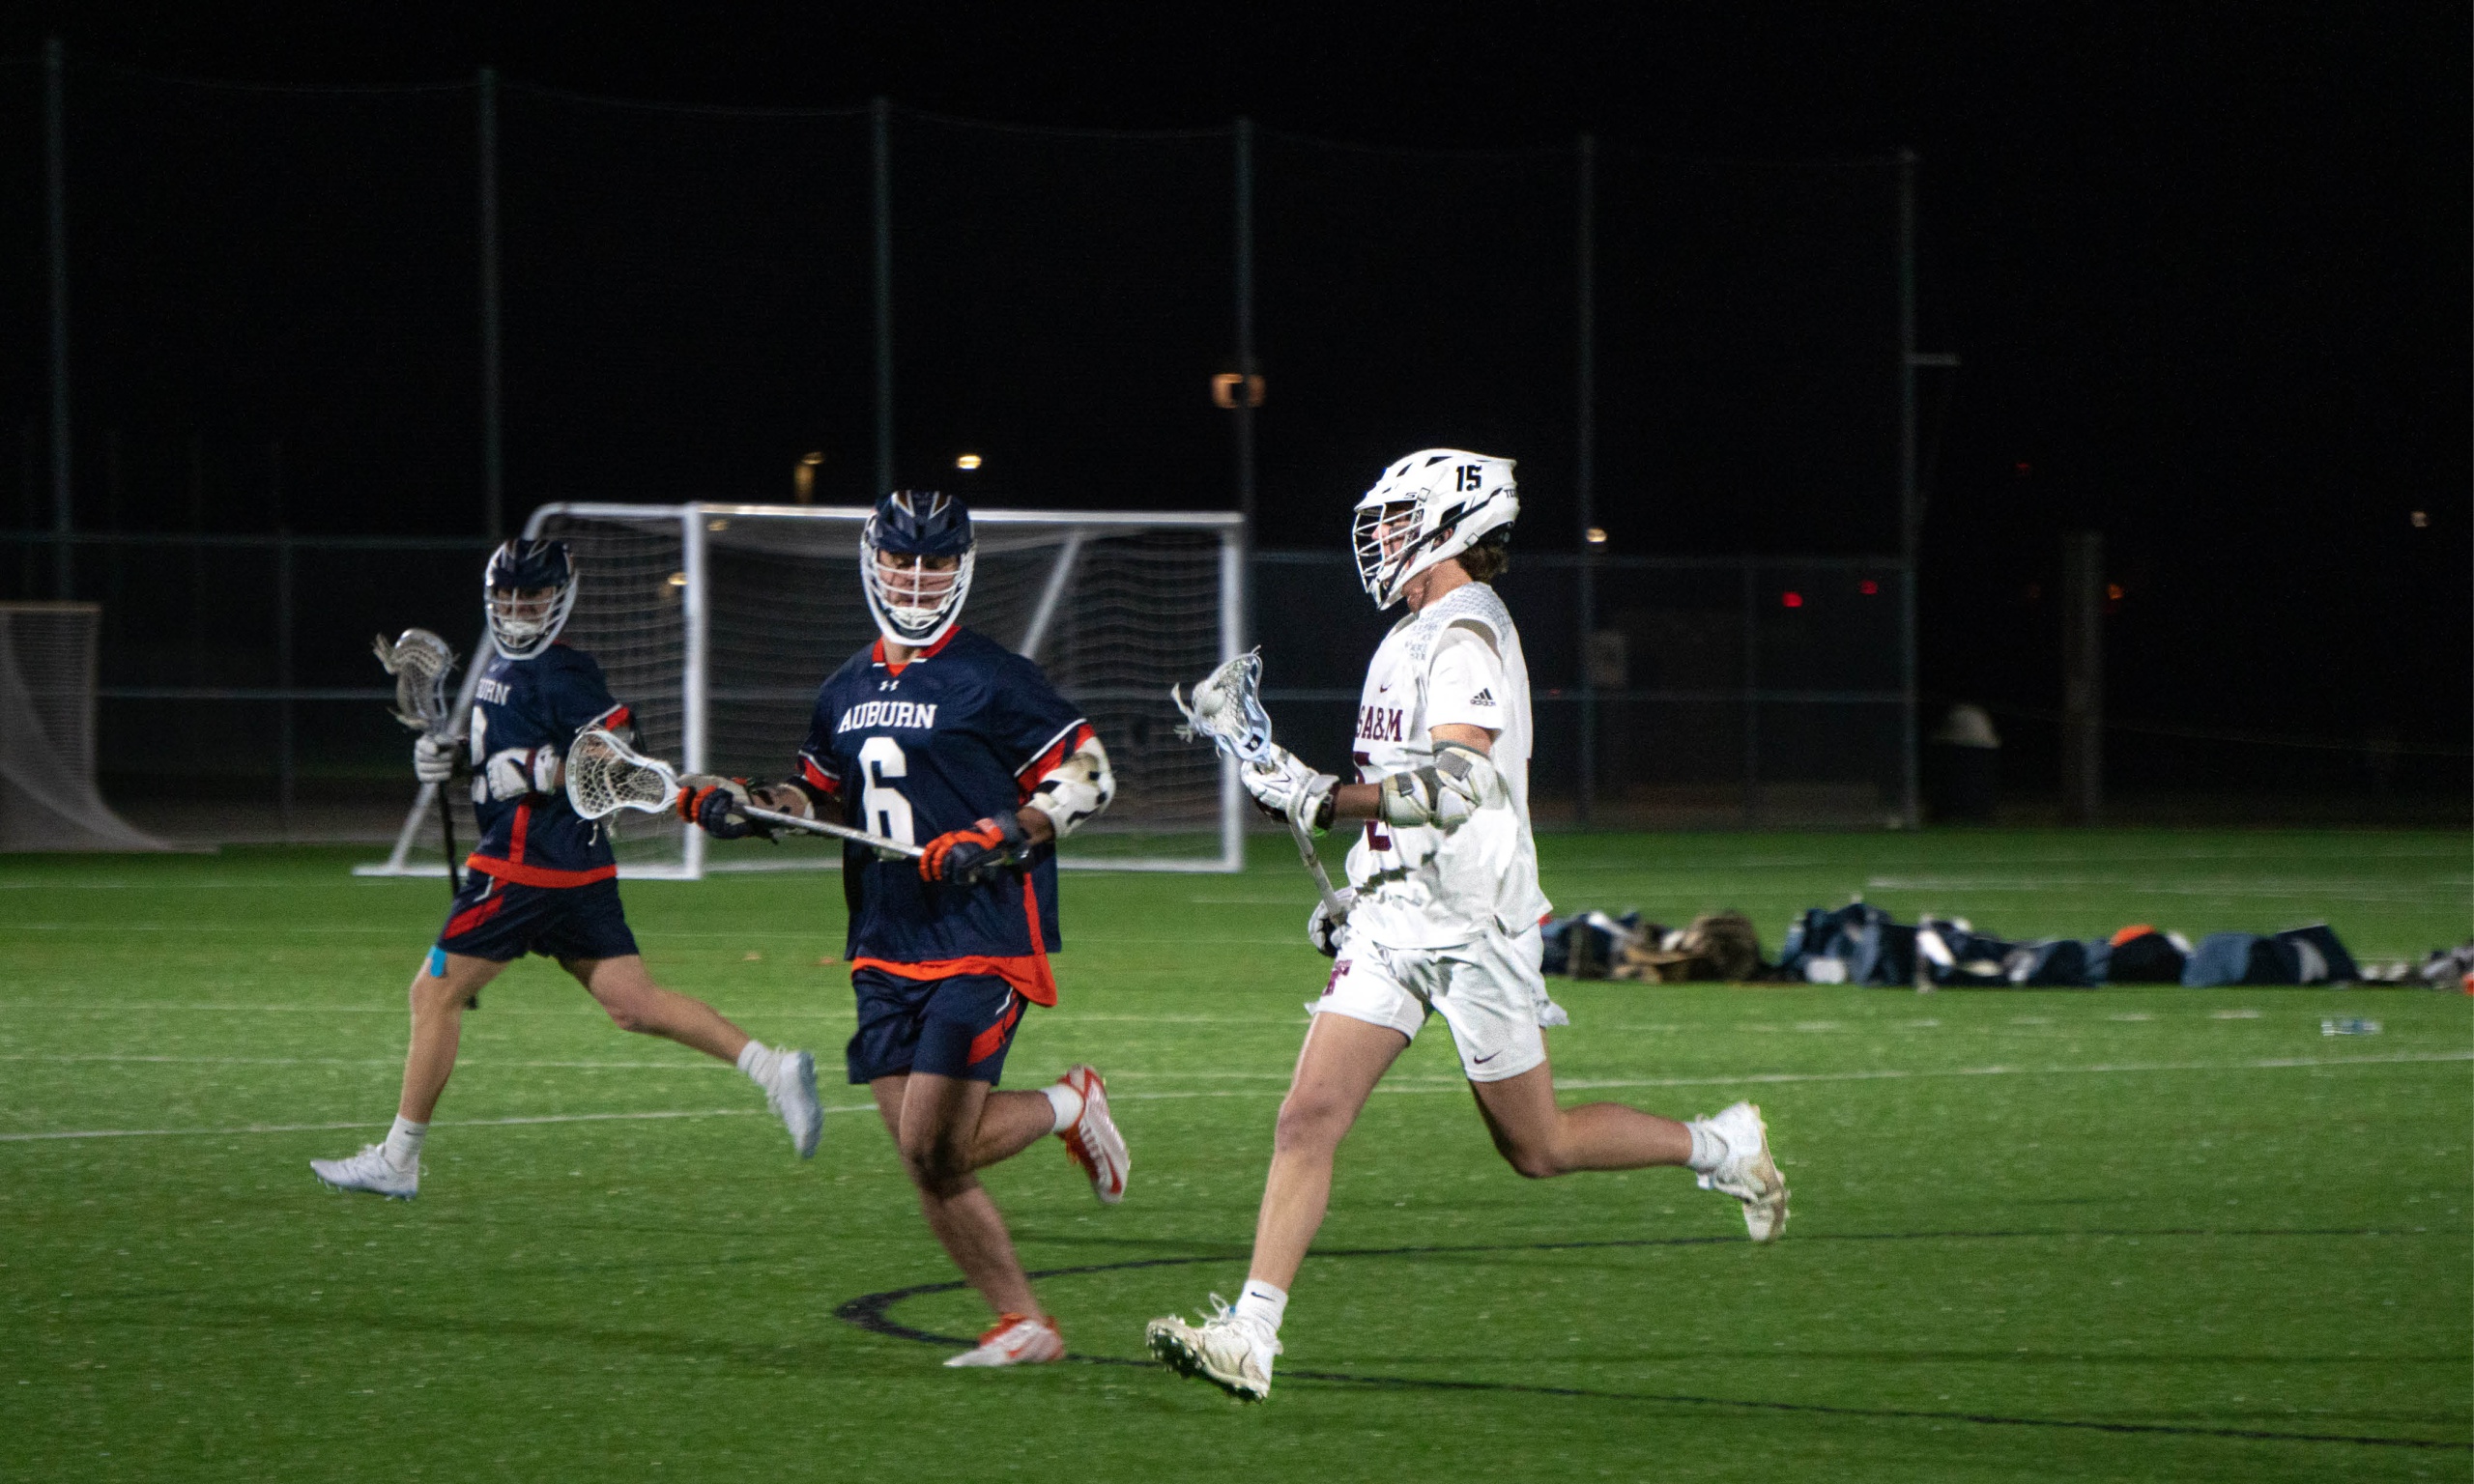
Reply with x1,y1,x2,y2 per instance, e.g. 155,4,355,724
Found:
1351,448,1519,609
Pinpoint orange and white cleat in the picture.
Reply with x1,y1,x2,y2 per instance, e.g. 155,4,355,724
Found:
943,1312,1066,1368
1056,1064,1129,1205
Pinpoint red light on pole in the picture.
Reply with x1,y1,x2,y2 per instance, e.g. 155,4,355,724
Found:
1857,579,1879,596
1780,590,1803,609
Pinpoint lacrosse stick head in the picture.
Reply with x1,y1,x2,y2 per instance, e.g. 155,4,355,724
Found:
565,728,680,820
373,628,458,734
1170,647,1274,763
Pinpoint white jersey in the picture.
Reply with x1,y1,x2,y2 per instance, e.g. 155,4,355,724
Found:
1341,581,1553,950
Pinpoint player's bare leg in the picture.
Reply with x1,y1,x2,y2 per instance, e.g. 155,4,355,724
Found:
1247,1011,1409,1290
310,951,505,1198
1471,1063,1786,1240
399,951,509,1122
564,955,823,1156
872,1072,1049,1316
1147,1012,1403,1398
1466,1060,1691,1176
563,954,749,1062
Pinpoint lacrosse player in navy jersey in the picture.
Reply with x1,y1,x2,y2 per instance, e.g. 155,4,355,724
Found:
683,491,1130,1368
309,539,823,1200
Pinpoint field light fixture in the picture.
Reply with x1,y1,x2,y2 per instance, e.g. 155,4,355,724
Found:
956,453,983,471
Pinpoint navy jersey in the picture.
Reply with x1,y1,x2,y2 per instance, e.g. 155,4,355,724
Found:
791,628,1091,1005
463,642,631,888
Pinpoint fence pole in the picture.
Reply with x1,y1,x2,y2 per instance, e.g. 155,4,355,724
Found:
1741,562,1760,826
2059,530,2104,823
273,441,294,832
44,37,72,600
1574,133,1597,828
872,98,895,494
1896,148,1921,828
477,68,503,538
1232,117,1256,647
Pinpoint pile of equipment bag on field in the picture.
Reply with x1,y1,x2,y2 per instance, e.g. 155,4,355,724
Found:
1543,905,2474,989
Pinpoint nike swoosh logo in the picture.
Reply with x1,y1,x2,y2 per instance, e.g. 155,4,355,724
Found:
1472,1050,1502,1065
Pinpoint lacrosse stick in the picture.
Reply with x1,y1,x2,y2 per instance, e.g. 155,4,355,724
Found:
563,728,925,860
374,628,463,894
1171,648,1350,921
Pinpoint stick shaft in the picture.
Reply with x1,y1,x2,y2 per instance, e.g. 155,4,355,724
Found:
743,805,925,859
1288,814,1349,918
437,785,461,894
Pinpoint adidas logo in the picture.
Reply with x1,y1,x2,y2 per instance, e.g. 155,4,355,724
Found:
1468,688,1496,705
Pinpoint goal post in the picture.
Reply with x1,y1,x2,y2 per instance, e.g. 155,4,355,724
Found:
360,503,1246,879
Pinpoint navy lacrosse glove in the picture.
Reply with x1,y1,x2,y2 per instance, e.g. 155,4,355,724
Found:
919,813,1030,886
679,777,774,842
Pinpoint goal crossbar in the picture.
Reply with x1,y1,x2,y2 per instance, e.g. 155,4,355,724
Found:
360,502,1246,880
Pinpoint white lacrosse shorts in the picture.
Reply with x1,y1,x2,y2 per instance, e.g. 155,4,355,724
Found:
1313,926,1551,1082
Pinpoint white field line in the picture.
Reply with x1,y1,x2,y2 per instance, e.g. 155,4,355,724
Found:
2,1051,2464,1144
0,1102,885,1143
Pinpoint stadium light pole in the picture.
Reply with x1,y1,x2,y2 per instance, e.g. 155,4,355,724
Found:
1232,117,1256,649
872,98,895,495
44,37,72,600
477,67,503,539
1897,150,1961,832
1574,132,1597,829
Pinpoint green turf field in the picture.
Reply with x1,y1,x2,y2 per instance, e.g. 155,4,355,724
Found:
2,830,2467,1481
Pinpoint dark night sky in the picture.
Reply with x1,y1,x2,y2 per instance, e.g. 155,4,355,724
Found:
7,3,2468,786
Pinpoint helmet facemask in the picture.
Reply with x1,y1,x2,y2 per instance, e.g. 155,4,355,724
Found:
483,539,578,660
857,489,978,649
862,545,975,647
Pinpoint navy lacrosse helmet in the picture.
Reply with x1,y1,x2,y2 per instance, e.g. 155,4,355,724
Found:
860,490,974,649
483,538,578,660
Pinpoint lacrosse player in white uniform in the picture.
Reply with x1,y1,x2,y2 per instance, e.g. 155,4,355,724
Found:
1146,449,1790,1401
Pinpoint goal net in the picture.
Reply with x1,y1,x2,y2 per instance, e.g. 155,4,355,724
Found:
0,603,169,853
360,503,1244,878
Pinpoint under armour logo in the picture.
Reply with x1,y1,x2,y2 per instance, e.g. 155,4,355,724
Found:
1468,688,1496,706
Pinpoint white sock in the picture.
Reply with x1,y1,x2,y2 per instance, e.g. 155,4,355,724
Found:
1042,1079,1084,1133
383,1116,426,1169
1685,1119,1724,1174
736,1041,772,1081
1233,1279,1287,1335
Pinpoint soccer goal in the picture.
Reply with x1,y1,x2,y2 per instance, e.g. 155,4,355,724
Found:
0,602,169,853
360,503,1246,879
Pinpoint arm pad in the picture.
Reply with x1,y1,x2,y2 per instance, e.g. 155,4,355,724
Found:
1376,740,1501,830
1023,736,1116,838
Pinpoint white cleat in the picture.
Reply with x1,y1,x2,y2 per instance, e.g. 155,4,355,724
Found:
763,1047,823,1159
1146,1297,1279,1401
1056,1065,1129,1205
309,1144,418,1200
1696,1099,1789,1242
943,1312,1066,1368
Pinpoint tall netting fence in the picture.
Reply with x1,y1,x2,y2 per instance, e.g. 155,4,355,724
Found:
1256,552,1910,828
1,56,1915,842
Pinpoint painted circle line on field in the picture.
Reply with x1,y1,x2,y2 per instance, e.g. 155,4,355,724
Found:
834,1231,2466,1452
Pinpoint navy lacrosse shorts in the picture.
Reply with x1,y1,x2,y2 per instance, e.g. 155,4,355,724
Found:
846,967,1025,1086
434,871,639,965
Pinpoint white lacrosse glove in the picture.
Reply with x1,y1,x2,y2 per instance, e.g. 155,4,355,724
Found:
1241,744,1338,836
412,733,456,784
484,746,562,802
1307,887,1357,957
1377,741,1500,831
